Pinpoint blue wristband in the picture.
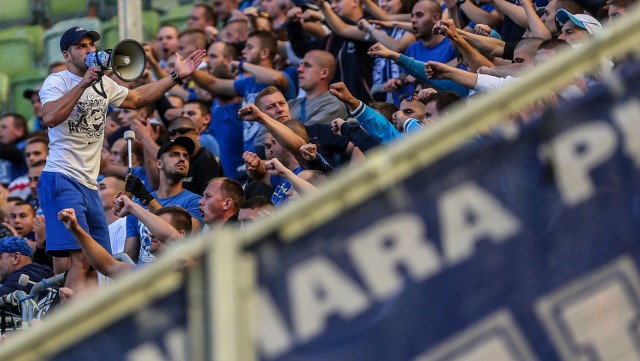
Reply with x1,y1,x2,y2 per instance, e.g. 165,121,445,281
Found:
238,60,245,73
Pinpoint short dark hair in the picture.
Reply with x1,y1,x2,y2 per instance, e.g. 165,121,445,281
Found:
25,136,49,147
11,200,35,216
423,91,462,112
155,206,193,234
185,99,212,116
248,30,278,61
194,3,216,24
241,196,273,210
1,113,27,135
369,101,399,123
212,177,245,212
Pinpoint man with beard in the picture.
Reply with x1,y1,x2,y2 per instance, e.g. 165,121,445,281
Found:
124,137,203,264
39,26,204,293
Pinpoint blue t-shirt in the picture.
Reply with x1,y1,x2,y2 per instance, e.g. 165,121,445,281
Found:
126,189,203,264
270,166,303,207
404,38,458,64
234,73,296,105
209,102,245,180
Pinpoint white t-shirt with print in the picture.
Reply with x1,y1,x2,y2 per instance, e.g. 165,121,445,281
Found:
40,70,128,189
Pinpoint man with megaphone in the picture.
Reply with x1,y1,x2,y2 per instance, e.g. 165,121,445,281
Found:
37,26,205,295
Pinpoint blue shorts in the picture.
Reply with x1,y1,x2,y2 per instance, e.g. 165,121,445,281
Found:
38,171,111,257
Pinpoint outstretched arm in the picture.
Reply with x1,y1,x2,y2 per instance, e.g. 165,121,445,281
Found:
120,50,206,109
425,61,479,89
58,208,132,278
113,193,183,241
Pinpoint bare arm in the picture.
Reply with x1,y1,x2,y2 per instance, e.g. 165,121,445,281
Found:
243,151,270,185
58,208,132,278
190,69,237,97
42,67,103,128
519,0,551,39
230,61,289,90
425,61,478,89
317,1,369,40
119,50,205,109
459,29,507,58
113,193,182,241
265,158,317,194
238,104,307,157
489,0,528,28
361,0,411,21
459,1,502,28
437,19,494,72
358,18,417,52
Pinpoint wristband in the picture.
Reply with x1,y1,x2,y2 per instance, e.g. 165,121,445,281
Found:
170,70,183,85
238,59,245,73
369,24,376,34
456,0,466,5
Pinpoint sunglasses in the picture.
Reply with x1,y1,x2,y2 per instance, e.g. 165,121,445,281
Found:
168,127,196,137
400,91,420,102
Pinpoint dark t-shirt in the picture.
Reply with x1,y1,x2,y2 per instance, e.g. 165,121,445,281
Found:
182,147,223,196
0,262,54,314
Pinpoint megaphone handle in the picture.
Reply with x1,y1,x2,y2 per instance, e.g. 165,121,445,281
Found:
91,73,107,99
127,138,133,175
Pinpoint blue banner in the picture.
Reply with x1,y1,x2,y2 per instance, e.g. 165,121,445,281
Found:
251,60,640,361
48,284,188,361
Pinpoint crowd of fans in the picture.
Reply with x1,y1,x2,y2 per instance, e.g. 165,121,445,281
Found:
0,0,638,325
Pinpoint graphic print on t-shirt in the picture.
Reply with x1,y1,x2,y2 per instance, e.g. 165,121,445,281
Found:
69,94,106,139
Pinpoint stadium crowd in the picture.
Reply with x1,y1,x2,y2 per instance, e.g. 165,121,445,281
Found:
0,0,638,321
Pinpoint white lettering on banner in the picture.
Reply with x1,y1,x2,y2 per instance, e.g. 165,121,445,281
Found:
612,100,640,169
535,256,640,361
256,289,293,358
125,328,186,361
543,122,617,207
414,311,538,361
289,257,370,342
438,182,522,265
348,213,442,300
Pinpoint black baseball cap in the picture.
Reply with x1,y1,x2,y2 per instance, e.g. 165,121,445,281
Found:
156,137,195,159
60,26,100,52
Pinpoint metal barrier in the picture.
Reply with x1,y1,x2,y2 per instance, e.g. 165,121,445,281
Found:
1,5,640,360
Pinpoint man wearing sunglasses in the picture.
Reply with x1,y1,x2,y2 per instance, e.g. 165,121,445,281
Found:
167,117,223,196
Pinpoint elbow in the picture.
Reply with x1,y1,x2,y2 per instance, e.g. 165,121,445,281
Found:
42,114,60,128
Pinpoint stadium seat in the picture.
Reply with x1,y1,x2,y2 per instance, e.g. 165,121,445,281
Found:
47,0,89,23
0,25,45,62
0,0,33,27
43,17,102,65
0,72,9,111
159,4,192,30
9,70,48,126
0,38,36,76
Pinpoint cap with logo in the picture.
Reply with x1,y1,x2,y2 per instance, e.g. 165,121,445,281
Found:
156,137,195,159
60,26,101,52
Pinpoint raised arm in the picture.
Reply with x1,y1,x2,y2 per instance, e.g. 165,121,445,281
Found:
436,19,494,72
190,69,238,97
519,0,551,40
113,193,182,241
317,0,369,40
58,208,132,278
265,158,317,194
119,50,206,109
426,61,479,89
488,0,528,28
238,104,307,157
458,29,507,58
243,151,269,185
458,0,502,28
229,61,289,90
358,18,417,52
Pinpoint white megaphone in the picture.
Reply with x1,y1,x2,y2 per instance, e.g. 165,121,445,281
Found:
86,39,147,97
